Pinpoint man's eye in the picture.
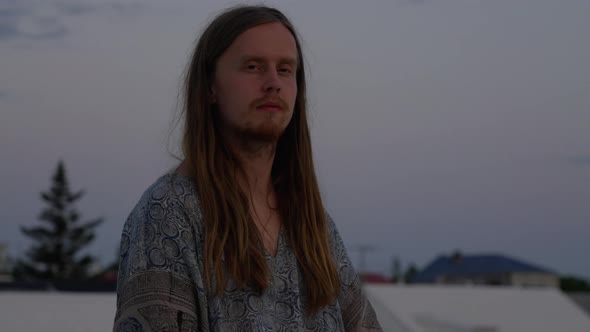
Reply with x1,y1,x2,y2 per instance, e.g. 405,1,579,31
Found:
278,68,292,74
247,65,260,70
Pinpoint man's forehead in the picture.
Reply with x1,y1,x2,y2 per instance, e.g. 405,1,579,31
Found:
227,23,298,62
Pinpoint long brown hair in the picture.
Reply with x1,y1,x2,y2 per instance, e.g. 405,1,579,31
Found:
181,5,340,314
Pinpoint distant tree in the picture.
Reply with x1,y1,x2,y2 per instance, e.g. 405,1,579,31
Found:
16,161,103,280
391,256,402,282
404,263,419,283
560,276,590,292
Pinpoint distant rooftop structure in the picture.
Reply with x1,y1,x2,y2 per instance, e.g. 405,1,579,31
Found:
360,273,391,284
411,252,559,288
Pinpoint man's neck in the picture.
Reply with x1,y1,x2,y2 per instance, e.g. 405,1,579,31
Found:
176,131,281,253
230,137,276,198
175,132,278,199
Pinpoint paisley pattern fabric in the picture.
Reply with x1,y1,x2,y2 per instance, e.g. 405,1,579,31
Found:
113,172,382,331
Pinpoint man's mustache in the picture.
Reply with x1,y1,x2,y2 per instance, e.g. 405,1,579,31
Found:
250,97,288,110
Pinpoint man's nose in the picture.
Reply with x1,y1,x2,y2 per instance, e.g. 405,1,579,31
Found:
261,70,281,93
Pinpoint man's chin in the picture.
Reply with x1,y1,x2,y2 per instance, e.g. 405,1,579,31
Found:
239,125,285,143
242,130,282,143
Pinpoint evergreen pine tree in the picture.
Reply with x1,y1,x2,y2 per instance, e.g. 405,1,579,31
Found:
391,256,401,282
404,263,419,284
17,161,103,280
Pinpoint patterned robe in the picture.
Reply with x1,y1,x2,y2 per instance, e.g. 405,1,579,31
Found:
113,172,382,331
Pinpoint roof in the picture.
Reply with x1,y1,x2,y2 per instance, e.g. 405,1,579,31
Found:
1,287,589,331
569,293,590,317
412,253,554,283
365,284,590,332
0,292,115,332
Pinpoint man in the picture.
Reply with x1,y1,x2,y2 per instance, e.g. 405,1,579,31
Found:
114,5,382,331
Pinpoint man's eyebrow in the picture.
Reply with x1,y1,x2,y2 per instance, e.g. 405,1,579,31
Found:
239,55,298,67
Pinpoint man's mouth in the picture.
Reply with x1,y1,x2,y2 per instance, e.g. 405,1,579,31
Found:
256,101,283,112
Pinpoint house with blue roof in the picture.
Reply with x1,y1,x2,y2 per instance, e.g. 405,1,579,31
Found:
411,251,559,288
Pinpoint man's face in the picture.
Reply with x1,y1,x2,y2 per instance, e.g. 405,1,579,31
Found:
212,22,298,143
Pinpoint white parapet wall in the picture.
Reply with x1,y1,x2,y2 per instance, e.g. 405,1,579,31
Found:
0,292,117,332
1,286,589,332
365,284,590,332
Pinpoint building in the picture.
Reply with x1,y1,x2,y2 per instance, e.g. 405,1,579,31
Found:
411,252,559,288
360,272,391,284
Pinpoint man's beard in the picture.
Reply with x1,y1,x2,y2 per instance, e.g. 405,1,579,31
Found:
236,117,285,143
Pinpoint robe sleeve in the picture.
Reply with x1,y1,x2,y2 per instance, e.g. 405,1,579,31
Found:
113,181,208,332
327,214,383,332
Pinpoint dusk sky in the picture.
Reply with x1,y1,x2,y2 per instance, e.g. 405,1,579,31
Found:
1,0,589,279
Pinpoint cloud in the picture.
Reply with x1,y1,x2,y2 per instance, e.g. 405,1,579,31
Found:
0,90,14,102
0,7,31,18
0,2,70,41
0,1,146,42
1,13,67,41
567,155,590,166
397,0,434,7
55,3,100,16
0,22,20,40
56,2,146,16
